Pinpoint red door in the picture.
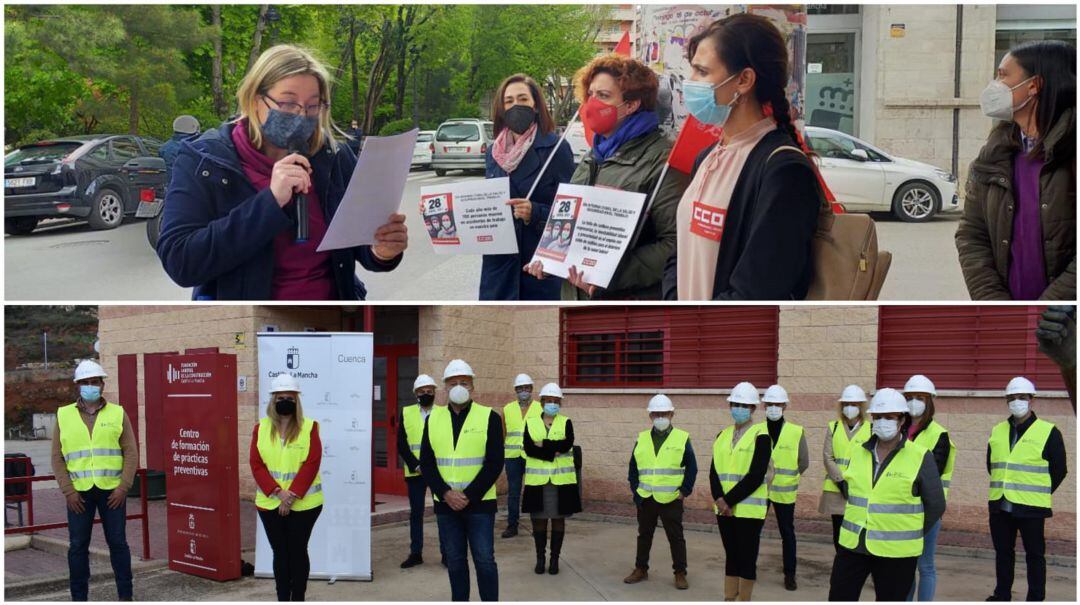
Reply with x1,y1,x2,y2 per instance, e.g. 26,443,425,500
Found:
372,344,419,496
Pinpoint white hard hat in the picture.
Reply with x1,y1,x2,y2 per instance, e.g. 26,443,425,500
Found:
269,373,301,394
413,374,437,391
513,373,534,388
73,360,107,382
442,359,475,380
647,394,675,412
172,115,200,135
728,382,761,405
1005,376,1036,396
867,388,908,414
539,383,563,399
903,374,937,396
839,384,868,403
762,384,789,404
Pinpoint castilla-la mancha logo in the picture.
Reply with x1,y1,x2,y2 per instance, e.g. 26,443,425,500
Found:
286,346,300,370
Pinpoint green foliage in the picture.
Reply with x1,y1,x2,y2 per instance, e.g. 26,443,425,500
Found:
377,118,417,136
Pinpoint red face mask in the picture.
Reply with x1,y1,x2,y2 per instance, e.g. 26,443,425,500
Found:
582,95,624,136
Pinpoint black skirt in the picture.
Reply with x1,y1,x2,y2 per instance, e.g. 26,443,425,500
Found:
522,481,582,516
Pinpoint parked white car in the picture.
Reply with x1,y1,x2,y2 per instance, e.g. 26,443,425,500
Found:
805,126,960,222
412,130,435,169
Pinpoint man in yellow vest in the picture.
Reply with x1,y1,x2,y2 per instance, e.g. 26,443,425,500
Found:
762,384,809,592
418,359,504,602
828,388,945,601
624,394,697,590
51,360,138,601
985,377,1068,602
500,373,541,538
398,374,441,569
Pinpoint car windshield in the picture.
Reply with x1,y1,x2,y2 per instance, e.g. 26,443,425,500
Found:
5,142,82,168
437,123,479,142
417,133,434,143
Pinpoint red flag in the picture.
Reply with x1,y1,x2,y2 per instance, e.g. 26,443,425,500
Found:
666,114,722,175
614,30,631,56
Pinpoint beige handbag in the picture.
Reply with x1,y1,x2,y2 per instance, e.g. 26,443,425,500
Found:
769,146,892,301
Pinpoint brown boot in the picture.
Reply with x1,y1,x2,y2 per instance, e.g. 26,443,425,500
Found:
736,578,755,601
674,571,689,590
623,567,648,584
724,576,740,601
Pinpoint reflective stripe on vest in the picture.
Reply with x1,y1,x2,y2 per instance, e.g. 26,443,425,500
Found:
713,422,769,519
524,415,576,486
429,403,496,501
503,400,541,459
769,421,804,504
839,440,927,558
912,420,956,500
58,402,125,492
255,417,324,511
823,419,870,494
988,419,1054,509
402,405,428,478
633,428,689,504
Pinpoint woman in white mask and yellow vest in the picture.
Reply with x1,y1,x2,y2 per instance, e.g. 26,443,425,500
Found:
819,384,872,551
249,374,323,602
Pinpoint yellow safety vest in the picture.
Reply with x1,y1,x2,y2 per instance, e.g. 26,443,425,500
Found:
823,419,871,494
988,418,1054,510
57,402,125,492
428,403,497,501
503,400,541,459
524,415,576,486
769,421,804,504
713,422,769,519
839,439,927,558
255,417,324,511
912,420,956,499
633,428,689,504
402,404,429,478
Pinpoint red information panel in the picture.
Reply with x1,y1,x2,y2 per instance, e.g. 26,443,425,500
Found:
161,353,241,581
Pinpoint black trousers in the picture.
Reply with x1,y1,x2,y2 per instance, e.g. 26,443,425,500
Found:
989,511,1047,601
635,497,687,574
831,514,844,552
828,546,917,601
770,501,797,576
258,506,322,601
717,515,765,580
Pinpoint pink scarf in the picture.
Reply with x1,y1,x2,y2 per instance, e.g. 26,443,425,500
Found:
491,123,537,173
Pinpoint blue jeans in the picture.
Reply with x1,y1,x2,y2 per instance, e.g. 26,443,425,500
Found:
436,512,498,601
407,476,440,556
504,457,525,528
908,519,941,601
67,487,133,601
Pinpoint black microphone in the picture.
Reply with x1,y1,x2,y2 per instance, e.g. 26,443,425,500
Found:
289,147,309,244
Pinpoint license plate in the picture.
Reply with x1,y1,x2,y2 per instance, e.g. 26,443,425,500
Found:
134,200,162,219
5,177,34,188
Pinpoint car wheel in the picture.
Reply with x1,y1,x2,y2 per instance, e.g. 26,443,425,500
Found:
435,169,447,177
87,188,125,230
146,212,163,249
4,217,39,236
892,181,940,223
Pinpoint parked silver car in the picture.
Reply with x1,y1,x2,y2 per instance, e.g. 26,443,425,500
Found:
432,118,494,176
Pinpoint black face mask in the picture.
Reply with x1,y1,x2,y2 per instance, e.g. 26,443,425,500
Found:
504,105,537,135
275,398,297,416
417,393,436,407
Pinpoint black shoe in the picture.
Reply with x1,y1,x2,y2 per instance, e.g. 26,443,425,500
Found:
400,553,423,569
533,529,547,574
502,525,518,538
548,531,564,575
784,574,797,591
548,557,559,575
986,595,1010,602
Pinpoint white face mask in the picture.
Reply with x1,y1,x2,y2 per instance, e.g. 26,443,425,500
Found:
765,405,784,421
872,418,899,441
980,76,1035,121
1008,398,1031,418
652,417,671,432
842,405,861,420
449,384,471,405
907,398,926,418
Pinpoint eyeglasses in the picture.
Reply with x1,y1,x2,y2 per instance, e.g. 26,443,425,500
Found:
262,93,329,117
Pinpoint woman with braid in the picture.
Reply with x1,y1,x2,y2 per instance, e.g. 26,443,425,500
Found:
662,13,821,300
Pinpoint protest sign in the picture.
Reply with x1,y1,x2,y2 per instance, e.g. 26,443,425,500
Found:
420,177,518,255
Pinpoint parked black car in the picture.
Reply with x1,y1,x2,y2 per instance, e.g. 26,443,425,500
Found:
4,135,167,235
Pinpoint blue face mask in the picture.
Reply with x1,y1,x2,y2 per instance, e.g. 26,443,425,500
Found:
543,403,560,416
730,406,751,424
261,106,318,151
683,74,738,126
80,385,102,403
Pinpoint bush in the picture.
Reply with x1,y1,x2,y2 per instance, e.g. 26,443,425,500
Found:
378,118,418,137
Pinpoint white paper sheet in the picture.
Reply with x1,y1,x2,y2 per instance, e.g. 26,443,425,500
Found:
419,177,518,255
317,129,419,251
